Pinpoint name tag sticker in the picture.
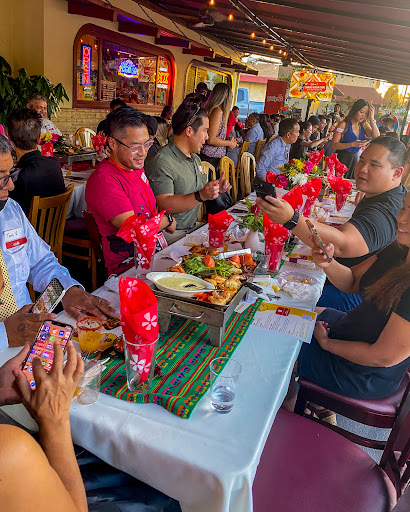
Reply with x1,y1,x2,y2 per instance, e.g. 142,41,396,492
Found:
198,165,205,175
4,227,27,249
141,172,148,183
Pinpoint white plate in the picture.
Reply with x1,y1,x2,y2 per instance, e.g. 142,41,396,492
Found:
146,272,215,298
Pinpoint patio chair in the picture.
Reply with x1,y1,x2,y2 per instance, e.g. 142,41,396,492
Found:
236,140,251,181
220,156,238,203
75,127,96,148
254,139,266,162
252,385,410,512
240,152,256,198
294,370,410,450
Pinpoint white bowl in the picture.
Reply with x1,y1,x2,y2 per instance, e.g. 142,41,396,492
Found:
146,272,215,298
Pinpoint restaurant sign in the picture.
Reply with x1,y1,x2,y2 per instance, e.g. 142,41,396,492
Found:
157,67,170,90
81,44,92,86
290,71,335,101
118,59,139,79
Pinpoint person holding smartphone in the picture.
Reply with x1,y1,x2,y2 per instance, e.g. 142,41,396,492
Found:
0,341,87,511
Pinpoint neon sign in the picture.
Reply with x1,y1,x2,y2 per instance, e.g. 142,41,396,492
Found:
118,59,139,78
157,69,170,90
81,45,91,86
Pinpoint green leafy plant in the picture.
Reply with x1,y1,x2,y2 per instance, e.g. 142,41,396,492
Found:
0,56,69,127
240,198,263,232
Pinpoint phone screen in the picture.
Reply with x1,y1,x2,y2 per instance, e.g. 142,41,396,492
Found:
31,279,65,314
22,320,73,389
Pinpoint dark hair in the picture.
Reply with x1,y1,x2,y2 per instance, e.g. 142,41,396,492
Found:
0,134,12,154
379,126,389,135
368,135,406,168
161,105,173,118
307,115,320,127
299,120,312,133
386,131,400,140
279,118,298,137
172,97,207,135
232,106,239,111
270,114,280,122
110,98,127,110
8,108,42,150
259,113,271,139
27,93,47,105
384,118,395,129
249,112,260,123
106,107,148,139
318,114,327,121
344,99,369,127
234,122,245,139
195,82,208,93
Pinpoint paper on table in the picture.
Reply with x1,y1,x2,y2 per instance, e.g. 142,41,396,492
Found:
252,302,316,343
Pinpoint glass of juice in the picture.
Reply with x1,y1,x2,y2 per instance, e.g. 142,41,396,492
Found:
76,317,103,353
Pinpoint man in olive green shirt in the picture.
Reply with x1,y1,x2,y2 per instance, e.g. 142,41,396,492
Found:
145,101,230,242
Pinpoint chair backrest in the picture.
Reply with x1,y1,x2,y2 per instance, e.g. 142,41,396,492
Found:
267,134,276,143
201,161,216,181
83,209,105,269
240,152,256,197
220,156,238,203
254,139,266,162
29,184,74,263
75,127,96,148
380,378,410,499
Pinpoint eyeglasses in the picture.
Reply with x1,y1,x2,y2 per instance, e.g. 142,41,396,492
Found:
112,137,154,153
0,172,19,190
187,106,201,127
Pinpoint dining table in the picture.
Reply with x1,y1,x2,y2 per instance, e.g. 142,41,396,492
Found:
0,191,356,512
64,168,93,219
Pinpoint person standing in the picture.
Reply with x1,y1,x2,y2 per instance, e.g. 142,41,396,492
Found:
26,93,62,136
332,99,380,179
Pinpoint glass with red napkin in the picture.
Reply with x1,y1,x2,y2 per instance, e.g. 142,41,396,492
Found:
119,277,159,393
117,211,167,270
300,178,323,217
327,172,353,211
282,186,304,212
208,210,234,248
91,133,107,159
308,149,324,167
41,141,54,157
263,214,289,272
325,154,348,177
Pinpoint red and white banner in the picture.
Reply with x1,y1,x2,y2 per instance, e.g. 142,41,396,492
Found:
264,80,288,115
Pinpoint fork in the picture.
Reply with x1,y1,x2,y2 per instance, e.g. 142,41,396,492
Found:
81,350,91,360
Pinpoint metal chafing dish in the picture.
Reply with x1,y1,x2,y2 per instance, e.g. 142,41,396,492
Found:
154,285,247,347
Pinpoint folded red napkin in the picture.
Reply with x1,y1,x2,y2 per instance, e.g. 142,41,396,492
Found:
263,214,289,271
92,133,107,157
309,149,324,166
325,153,348,177
208,210,234,247
41,142,54,157
119,277,158,385
117,211,166,269
282,186,303,211
300,177,323,216
327,172,353,211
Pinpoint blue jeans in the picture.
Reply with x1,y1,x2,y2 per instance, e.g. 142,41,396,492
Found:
317,284,362,312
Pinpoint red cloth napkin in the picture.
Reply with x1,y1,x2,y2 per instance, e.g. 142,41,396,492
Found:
309,149,324,166
92,133,107,157
300,178,323,217
41,142,54,157
117,211,166,269
263,214,288,271
325,154,348,177
282,186,303,211
327,172,353,211
266,171,288,189
208,210,234,248
119,277,158,385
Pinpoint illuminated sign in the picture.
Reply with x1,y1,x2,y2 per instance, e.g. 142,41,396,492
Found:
118,59,139,78
81,45,91,86
157,69,170,90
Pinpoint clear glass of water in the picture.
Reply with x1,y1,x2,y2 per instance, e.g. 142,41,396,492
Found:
209,358,242,414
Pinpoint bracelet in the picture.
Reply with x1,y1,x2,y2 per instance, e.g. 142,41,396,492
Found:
371,119,377,124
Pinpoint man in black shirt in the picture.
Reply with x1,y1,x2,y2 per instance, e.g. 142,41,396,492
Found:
8,109,66,215
257,136,407,311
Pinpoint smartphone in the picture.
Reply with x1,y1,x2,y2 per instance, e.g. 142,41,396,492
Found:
30,278,65,314
305,219,331,263
21,320,73,389
254,178,277,201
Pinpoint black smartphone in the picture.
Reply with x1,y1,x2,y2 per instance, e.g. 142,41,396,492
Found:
30,278,65,314
254,178,277,200
305,219,331,263
21,320,73,389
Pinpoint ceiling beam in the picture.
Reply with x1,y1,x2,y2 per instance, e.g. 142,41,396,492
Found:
205,56,233,65
67,0,115,21
118,21,159,37
183,47,215,58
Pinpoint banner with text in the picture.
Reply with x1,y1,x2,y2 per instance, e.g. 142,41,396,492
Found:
289,72,335,101
264,80,288,114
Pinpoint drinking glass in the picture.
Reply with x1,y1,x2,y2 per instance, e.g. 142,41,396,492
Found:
124,337,158,393
76,360,102,405
209,357,242,414
76,317,103,353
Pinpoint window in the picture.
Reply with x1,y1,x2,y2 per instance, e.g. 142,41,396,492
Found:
74,25,174,111
237,88,245,102
185,63,231,96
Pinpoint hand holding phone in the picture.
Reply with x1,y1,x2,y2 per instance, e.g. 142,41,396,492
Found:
254,178,277,201
305,219,332,264
30,278,65,314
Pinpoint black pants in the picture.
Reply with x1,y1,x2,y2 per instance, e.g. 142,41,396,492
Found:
336,149,359,179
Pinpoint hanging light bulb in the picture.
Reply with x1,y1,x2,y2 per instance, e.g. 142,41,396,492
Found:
279,49,282,54
228,13,233,21
270,45,274,51
284,51,287,57
209,0,215,5
262,39,266,44
251,32,255,38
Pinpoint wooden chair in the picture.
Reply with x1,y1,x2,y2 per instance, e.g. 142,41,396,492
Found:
294,370,410,450
200,161,216,181
240,152,256,198
29,184,74,263
75,127,96,148
220,156,238,203
254,139,266,162
252,386,410,511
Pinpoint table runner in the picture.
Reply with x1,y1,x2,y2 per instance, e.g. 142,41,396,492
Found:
100,300,261,418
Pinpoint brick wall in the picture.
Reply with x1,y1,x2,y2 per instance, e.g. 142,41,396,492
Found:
51,108,109,135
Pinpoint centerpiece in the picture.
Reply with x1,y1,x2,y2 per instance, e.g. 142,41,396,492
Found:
269,150,324,191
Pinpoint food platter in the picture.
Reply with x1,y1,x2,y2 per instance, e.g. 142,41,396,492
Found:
146,272,215,298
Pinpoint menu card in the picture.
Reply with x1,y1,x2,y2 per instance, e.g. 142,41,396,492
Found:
251,302,316,343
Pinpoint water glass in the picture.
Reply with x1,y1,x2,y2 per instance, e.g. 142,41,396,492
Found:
124,337,158,393
76,360,102,405
209,357,242,414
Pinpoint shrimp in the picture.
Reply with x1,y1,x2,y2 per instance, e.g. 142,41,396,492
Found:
208,290,232,305
211,275,226,284
205,278,217,287
224,278,241,291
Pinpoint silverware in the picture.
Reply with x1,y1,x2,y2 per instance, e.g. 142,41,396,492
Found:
81,350,91,360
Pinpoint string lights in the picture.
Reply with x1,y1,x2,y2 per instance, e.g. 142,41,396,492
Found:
250,32,255,38
228,13,233,21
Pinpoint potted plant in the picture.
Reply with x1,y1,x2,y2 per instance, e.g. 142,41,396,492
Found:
240,199,264,253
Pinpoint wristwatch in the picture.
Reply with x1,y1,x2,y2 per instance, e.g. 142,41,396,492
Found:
283,210,300,231
166,213,174,228
194,190,203,203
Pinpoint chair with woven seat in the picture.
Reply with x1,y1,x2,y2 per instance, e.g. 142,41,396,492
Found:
240,152,256,198
254,139,266,162
236,141,251,182
294,370,410,450
220,156,238,203
28,184,74,264
252,386,410,512
75,127,96,148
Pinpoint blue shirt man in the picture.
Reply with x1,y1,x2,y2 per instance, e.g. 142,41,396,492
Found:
245,113,264,154
255,118,300,180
